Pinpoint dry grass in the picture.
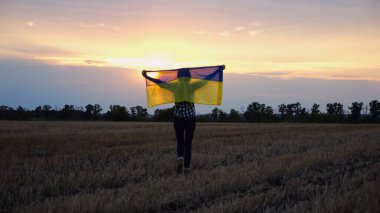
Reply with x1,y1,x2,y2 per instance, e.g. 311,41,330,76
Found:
0,121,379,212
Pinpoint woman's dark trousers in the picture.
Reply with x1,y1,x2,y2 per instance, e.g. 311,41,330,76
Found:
174,117,196,168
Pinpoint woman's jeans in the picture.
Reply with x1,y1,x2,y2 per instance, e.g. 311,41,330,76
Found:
174,117,196,168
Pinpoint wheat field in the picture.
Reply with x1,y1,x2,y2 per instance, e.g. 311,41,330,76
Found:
0,121,379,212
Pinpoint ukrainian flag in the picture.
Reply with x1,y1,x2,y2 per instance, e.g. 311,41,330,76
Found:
142,65,224,108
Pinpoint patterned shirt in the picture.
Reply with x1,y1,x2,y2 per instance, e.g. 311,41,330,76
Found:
174,101,195,118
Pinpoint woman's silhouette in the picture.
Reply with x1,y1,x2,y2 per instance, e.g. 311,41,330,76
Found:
142,66,222,174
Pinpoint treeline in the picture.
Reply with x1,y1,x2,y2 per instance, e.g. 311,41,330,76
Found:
1,100,380,123
204,101,380,123
0,104,148,121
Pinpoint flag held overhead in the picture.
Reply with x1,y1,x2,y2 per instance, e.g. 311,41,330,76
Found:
142,65,225,108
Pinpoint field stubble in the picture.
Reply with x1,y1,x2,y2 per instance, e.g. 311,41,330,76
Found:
0,121,379,212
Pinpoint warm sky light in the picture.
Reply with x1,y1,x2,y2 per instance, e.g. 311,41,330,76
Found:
1,0,380,113
1,0,379,80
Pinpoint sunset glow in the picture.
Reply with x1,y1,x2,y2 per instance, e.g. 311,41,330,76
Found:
1,0,380,112
1,0,379,81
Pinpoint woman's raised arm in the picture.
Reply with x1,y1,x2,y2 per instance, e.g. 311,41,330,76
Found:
142,70,164,84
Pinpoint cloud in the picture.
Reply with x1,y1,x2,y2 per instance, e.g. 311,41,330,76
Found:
193,31,205,34
245,67,380,81
249,31,258,36
220,31,231,37
248,71,293,76
27,21,35,27
324,73,380,81
113,26,122,31
84,59,108,65
247,71,295,79
74,22,124,32
234,26,244,31
78,22,106,28
0,43,78,57
25,19,56,28
252,21,261,26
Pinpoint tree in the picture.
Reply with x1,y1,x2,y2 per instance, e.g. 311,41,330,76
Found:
85,104,103,120
16,106,25,112
136,105,148,120
311,103,320,115
211,107,220,121
218,110,228,122
278,104,286,119
228,109,241,122
16,106,27,120
369,100,380,122
61,104,75,119
278,102,307,121
34,106,43,118
288,102,306,116
285,103,296,116
294,103,308,121
130,106,137,118
0,105,8,111
310,103,321,122
348,101,363,121
326,102,344,115
93,104,102,119
0,105,12,119
42,105,52,118
42,104,52,111
130,105,148,121
326,102,344,123
265,106,274,115
106,105,129,121
153,107,175,122
85,104,94,119
244,102,273,122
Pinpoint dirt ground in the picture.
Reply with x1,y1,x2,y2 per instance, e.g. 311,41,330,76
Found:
1,121,379,212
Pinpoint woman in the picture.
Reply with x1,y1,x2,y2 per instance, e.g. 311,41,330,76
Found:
142,66,223,174
173,101,196,174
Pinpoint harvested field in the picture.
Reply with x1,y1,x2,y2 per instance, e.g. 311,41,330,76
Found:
0,121,379,212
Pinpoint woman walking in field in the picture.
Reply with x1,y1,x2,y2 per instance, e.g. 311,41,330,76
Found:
142,71,199,174
142,65,224,175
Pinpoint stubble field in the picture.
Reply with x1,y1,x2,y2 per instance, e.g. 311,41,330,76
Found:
0,121,379,212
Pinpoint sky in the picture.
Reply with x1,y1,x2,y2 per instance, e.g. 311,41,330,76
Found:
1,0,380,114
